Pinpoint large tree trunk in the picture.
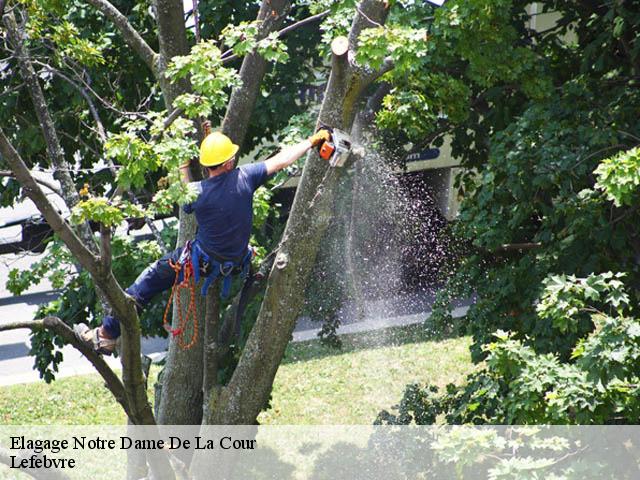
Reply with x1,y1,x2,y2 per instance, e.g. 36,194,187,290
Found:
199,0,390,426
157,0,292,425
153,0,210,426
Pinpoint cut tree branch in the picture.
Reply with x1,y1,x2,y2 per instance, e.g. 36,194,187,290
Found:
83,0,158,74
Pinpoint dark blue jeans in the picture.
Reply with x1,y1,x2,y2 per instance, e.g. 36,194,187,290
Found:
102,247,184,338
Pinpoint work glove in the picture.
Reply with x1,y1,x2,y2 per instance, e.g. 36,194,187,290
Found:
308,129,331,147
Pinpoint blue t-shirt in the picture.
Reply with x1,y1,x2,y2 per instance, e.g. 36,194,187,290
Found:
183,162,269,259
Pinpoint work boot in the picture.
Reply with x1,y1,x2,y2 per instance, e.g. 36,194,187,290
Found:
73,323,117,356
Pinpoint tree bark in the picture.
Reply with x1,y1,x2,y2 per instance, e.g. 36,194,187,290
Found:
202,0,390,425
83,0,158,74
157,211,206,425
202,284,221,420
151,0,209,426
154,0,190,105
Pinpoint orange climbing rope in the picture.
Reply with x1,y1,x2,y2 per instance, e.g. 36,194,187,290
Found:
162,258,199,350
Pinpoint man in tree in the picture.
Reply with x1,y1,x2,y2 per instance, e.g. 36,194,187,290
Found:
74,128,331,355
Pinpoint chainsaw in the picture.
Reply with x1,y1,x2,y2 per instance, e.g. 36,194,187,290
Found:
317,128,353,167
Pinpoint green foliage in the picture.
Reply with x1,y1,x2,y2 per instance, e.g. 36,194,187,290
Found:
221,22,289,63
221,20,262,56
434,84,640,361
250,185,277,260
356,0,550,144
150,174,198,216
105,122,158,190
105,115,198,213
381,273,640,425
594,147,640,207
257,31,290,64
7,240,74,295
313,0,356,52
387,0,640,426
167,40,242,119
50,20,106,67
70,197,146,227
537,273,629,333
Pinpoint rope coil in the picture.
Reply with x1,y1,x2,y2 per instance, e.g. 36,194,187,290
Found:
162,258,199,349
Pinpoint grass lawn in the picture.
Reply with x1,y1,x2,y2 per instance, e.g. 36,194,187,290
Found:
0,324,474,425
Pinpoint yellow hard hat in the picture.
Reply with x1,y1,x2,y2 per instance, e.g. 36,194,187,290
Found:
199,132,239,167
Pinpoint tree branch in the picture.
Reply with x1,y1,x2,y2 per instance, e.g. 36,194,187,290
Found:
0,128,100,274
154,0,191,104
0,319,44,332
4,12,98,253
348,0,390,50
277,9,330,38
34,62,107,141
361,55,394,85
83,0,158,74
0,316,132,419
150,107,184,142
100,223,112,273
0,128,158,427
4,14,81,208
0,170,61,196
492,242,542,253
43,316,131,415
221,0,292,150
157,9,330,140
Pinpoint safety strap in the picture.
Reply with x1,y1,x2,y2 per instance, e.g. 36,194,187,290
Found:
191,240,253,298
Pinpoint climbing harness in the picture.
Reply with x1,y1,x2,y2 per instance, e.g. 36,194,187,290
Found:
192,240,253,299
162,240,254,349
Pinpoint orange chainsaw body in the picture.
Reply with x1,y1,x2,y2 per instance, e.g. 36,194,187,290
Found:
318,129,352,167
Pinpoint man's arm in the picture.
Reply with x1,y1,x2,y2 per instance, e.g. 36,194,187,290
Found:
264,140,312,176
264,129,332,176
